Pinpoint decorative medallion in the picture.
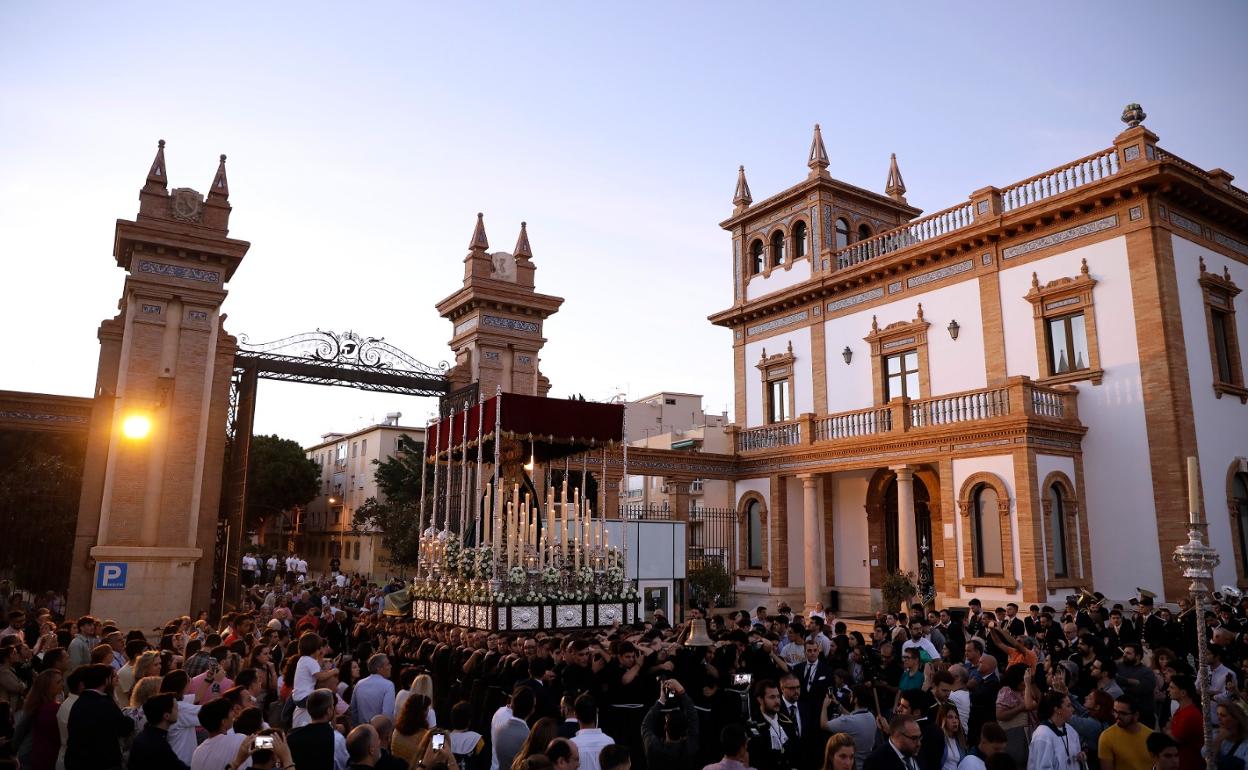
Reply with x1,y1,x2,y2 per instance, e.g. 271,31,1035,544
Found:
170,188,204,222
597,603,623,626
981,253,993,266
1123,145,1141,162
1129,206,1143,221
556,605,583,628
511,606,538,630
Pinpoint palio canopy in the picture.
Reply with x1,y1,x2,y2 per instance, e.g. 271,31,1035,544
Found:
425,392,624,463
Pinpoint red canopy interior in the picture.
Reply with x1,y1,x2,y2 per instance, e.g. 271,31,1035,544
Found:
425,393,624,462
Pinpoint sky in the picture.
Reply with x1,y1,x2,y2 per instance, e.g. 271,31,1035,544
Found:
2,1,1246,447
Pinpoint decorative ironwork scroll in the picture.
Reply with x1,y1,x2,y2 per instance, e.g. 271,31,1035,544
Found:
238,330,450,377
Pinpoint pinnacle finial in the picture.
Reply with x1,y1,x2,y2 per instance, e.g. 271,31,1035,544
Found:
733,165,753,208
468,212,489,252
514,221,533,260
146,139,168,188
1121,103,1147,129
885,152,907,203
208,152,229,201
808,123,829,176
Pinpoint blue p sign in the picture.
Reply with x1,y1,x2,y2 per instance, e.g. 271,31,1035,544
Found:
96,562,127,590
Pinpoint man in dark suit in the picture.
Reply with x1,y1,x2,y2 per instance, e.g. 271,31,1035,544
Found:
863,715,923,770
779,673,821,770
792,640,833,702
746,679,799,770
66,663,134,770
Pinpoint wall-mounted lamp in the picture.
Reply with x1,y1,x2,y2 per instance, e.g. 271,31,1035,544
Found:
947,319,960,340
121,413,152,440
842,346,853,365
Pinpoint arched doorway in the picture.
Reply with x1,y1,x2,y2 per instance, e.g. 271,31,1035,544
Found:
884,475,932,573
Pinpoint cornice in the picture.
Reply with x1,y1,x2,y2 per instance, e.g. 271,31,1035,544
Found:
711,158,1247,328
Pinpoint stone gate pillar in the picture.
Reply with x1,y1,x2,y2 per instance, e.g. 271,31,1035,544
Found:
68,142,249,629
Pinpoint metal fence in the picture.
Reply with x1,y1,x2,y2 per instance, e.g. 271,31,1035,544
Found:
688,506,737,607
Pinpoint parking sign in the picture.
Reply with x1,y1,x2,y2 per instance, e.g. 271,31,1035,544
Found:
96,562,127,590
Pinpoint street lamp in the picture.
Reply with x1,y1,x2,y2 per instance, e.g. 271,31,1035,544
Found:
1172,456,1219,770
121,412,152,440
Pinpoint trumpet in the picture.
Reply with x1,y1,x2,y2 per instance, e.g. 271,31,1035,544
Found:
1213,585,1244,604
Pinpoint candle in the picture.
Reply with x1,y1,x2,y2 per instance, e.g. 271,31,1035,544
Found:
559,483,569,563
506,501,515,571
545,486,556,567
483,484,492,546
1187,456,1201,525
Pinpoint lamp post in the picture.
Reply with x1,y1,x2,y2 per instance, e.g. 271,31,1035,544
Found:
1172,456,1218,770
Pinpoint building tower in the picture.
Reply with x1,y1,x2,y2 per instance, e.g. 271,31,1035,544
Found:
69,142,249,626
436,215,563,397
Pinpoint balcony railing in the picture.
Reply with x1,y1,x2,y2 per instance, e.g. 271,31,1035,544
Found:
734,378,1078,453
1000,149,1119,212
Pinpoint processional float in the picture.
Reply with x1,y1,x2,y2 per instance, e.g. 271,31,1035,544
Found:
411,388,638,630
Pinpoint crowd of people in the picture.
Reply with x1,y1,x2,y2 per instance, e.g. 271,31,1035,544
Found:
0,571,1244,770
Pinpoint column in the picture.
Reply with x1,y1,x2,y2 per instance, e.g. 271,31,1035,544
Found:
799,473,823,612
893,466,919,575
665,479,691,522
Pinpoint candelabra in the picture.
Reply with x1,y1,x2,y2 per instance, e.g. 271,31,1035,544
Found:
1172,522,1220,770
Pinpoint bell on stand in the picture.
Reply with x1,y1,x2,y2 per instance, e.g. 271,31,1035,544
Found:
683,618,714,647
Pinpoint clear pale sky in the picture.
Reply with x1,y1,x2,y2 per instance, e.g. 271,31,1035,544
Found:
3,1,1245,447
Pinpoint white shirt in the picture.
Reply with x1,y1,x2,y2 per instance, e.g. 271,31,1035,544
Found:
949,690,971,732
169,698,204,766
55,693,78,770
572,727,616,770
489,705,513,770
902,636,941,661
191,732,250,770
297,559,308,574
959,754,987,770
1027,723,1083,770
293,655,320,700
759,712,788,751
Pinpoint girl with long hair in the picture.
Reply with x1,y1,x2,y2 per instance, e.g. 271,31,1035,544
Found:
939,704,968,770
823,732,856,770
14,668,63,770
1213,701,1248,770
510,717,559,770
393,693,433,765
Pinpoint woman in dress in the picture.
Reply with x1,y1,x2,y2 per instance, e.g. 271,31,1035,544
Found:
392,693,433,766
14,668,63,770
997,664,1032,766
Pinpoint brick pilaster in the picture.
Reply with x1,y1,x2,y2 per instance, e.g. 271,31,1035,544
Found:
1013,448,1047,603
770,474,789,588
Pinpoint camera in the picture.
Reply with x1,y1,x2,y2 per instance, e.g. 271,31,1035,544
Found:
254,735,275,750
666,689,676,700
733,673,752,688
432,734,446,751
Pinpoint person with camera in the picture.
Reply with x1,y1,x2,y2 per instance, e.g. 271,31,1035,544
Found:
820,685,878,770
746,679,798,770
641,678,699,770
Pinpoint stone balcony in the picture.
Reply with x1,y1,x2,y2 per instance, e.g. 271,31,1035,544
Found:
731,376,1081,456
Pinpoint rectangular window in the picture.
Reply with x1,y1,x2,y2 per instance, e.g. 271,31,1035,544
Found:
664,398,676,406
354,541,361,560
361,439,367,455
767,379,791,423
352,442,358,458
1213,308,1234,383
1046,313,1089,375
884,350,921,401
747,502,763,569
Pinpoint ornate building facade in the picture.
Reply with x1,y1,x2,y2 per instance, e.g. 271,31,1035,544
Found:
710,109,1248,613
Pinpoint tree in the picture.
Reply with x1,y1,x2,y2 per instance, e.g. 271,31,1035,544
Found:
354,434,427,567
246,434,320,532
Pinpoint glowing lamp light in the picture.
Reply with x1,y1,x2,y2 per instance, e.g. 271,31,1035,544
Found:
121,413,152,440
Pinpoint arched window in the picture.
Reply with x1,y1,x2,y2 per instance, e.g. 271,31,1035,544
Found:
747,500,763,569
1048,483,1069,578
750,240,764,274
1235,473,1248,577
770,231,786,267
835,218,850,250
793,221,808,259
857,224,873,242
972,484,1004,577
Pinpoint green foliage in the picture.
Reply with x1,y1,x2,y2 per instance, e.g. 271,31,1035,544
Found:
246,434,320,531
353,435,426,567
687,560,733,609
0,431,85,592
881,570,918,614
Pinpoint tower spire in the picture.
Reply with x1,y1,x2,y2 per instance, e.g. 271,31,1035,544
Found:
808,123,830,178
208,154,229,202
733,165,753,210
885,153,907,203
145,139,167,191
513,221,533,260
468,212,489,252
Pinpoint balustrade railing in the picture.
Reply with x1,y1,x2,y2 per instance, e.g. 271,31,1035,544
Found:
1001,149,1119,212
814,407,892,440
835,201,977,270
1029,385,1066,418
734,380,1076,454
909,387,1010,428
735,420,802,451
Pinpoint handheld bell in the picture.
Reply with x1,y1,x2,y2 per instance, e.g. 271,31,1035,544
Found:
684,618,714,647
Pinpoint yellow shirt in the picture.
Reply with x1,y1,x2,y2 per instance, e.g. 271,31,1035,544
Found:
1098,723,1154,770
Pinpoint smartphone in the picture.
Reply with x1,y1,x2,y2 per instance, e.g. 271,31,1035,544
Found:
431,734,446,751
733,673,752,688
666,689,676,700
254,735,275,750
